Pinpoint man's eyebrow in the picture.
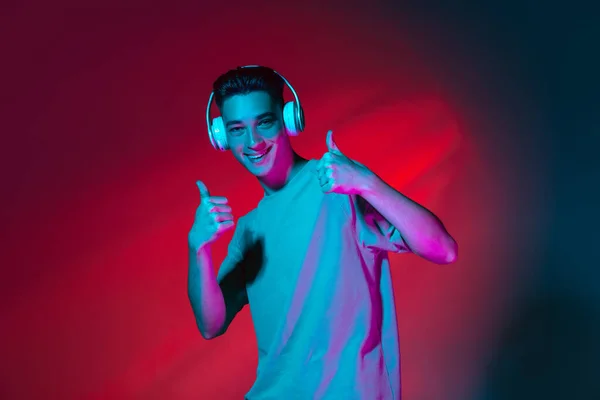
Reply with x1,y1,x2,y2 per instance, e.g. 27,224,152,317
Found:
225,112,276,128
256,112,276,119
225,120,242,128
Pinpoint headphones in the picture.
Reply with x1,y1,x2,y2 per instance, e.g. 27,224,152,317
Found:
205,65,305,151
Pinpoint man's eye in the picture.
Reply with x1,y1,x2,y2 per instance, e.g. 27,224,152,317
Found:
229,127,243,134
259,119,274,127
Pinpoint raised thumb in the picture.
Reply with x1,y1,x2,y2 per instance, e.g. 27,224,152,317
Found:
326,130,341,154
196,180,210,200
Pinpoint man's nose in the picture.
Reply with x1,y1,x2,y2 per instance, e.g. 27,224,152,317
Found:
245,127,264,148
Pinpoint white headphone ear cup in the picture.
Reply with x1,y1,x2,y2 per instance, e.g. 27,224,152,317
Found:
283,101,300,136
211,117,229,151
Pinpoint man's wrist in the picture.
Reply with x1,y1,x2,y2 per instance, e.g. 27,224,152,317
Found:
189,240,210,255
356,167,380,197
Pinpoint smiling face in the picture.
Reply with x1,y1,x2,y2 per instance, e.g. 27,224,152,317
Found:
221,91,295,181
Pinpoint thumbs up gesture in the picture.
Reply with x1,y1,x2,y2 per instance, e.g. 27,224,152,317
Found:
316,130,371,195
188,181,234,251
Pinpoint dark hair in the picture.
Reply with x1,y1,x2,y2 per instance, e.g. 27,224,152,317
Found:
212,66,285,110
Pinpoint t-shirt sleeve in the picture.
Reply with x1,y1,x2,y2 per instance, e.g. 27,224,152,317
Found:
216,216,249,326
351,195,410,254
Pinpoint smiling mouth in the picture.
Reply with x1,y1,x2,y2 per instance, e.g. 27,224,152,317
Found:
245,146,272,162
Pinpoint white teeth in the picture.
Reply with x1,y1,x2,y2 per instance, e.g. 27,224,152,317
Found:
247,148,270,161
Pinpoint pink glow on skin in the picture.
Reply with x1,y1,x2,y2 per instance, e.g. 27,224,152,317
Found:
358,172,458,265
221,91,306,196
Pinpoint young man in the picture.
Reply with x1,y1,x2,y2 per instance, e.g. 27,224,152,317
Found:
188,66,457,399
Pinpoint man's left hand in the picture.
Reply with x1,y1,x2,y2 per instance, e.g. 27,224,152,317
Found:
316,130,373,195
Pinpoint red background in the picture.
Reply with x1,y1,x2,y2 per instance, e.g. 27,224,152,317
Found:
3,2,589,399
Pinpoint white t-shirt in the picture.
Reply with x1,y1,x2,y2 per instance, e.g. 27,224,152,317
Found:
217,159,408,400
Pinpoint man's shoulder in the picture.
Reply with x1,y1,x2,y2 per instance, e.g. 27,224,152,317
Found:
234,207,258,232
240,206,259,221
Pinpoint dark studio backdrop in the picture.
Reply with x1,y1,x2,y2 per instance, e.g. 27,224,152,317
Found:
1,1,598,399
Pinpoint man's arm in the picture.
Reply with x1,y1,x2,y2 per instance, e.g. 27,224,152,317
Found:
187,245,227,340
317,129,457,264
188,181,248,340
188,242,250,340
358,171,458,264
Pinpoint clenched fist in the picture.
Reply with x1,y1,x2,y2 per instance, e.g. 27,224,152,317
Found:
188,181,234,251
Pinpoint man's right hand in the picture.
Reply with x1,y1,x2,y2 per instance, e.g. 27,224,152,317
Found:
188,180,234,251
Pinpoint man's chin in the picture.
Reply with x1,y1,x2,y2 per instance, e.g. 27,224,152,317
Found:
244,160,272,177
243,150,275,176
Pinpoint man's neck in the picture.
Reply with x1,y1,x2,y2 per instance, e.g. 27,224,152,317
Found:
260,153,308,196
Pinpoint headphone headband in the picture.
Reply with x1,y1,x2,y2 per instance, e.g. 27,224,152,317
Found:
205,65,305,151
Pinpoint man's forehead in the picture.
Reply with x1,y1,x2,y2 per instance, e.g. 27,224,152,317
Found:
221,92,276,121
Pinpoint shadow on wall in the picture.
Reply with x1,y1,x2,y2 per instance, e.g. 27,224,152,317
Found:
477,285,600,400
